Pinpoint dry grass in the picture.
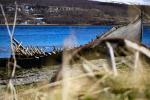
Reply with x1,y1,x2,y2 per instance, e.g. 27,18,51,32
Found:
0,39,150,100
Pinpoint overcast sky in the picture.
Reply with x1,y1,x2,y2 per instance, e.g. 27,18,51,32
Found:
91,0,150,5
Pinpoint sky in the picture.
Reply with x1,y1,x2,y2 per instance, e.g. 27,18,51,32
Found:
91,0,150,5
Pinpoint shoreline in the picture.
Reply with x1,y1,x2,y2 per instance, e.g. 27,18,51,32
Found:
0,24,114,26
0,23,149,26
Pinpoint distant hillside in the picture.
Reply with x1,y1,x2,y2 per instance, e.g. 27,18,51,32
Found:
0,0,129,17
0,0,149,25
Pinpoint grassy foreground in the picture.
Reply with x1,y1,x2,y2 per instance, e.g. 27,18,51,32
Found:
0,55,150,100
0,39,150,100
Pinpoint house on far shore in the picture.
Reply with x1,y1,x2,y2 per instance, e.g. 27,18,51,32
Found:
20,4,33,14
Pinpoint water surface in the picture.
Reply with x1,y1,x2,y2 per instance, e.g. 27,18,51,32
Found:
0,25,149,58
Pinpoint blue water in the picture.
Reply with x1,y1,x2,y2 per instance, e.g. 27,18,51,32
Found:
0,25,150,58
142,26,150,46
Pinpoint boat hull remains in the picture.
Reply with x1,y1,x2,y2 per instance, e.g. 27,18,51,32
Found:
0,17,143,68
99,18,142,43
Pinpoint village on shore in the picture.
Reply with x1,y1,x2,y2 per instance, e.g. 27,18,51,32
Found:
1,1,150,25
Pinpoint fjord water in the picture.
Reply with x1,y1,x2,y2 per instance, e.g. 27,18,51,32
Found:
0,25,150,58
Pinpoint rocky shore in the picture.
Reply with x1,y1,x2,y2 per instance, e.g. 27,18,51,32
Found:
0,65,59,85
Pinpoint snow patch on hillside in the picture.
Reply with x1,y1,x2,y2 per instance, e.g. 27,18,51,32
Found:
91,0,150,5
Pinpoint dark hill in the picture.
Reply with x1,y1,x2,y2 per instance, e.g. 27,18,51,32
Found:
0,0,149,25
0,0,129,17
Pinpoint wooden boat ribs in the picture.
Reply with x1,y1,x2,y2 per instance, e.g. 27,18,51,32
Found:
12,38,63,59
0,16,143,68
